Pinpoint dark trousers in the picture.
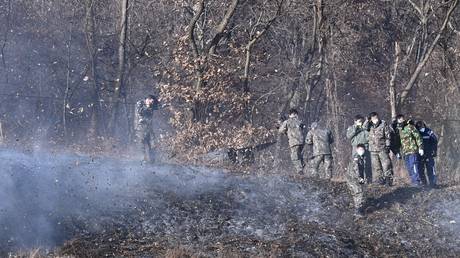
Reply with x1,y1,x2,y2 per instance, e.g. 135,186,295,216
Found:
353,150,372,183
419,156,437,186
137,123,155,163
404,154,421,186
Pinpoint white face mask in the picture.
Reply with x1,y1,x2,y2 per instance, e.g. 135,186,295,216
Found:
420,128,426,133
357,149,365,156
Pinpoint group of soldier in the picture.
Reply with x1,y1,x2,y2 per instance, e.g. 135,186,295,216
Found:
136,94,438,216
278,109,438,216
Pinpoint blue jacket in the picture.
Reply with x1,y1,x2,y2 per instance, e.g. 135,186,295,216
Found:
419,127,438,157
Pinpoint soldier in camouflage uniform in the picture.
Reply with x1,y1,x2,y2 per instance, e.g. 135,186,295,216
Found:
366,112,394,186
305,122,334,179
395,115,424,186
135,95,158,163
347,144,367,216
278,109,305,175
346,115,372,183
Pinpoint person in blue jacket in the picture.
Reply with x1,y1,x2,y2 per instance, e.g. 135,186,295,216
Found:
415,121,438,187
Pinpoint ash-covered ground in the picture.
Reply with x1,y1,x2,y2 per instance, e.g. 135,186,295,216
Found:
0,148,459,257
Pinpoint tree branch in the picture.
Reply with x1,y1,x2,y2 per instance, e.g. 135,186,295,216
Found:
208,0,239,54
398,0,459,106
186,0,205,58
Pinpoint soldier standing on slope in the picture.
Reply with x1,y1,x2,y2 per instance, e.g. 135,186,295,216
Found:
135,95,158,163
278,109,306,175
346,115,372,183
305,122,334,180
366,112,394,186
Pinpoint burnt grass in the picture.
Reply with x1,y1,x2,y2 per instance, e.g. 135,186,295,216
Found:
59,180,459,257
0,148,458,257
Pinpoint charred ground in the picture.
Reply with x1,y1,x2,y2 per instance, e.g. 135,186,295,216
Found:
0,148,458,257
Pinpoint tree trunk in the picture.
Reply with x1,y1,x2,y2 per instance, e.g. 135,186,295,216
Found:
110,0,129,132
85,0,101,140
63,18,73,139
0,120,4,144
1,0,11,84
389,42,400,119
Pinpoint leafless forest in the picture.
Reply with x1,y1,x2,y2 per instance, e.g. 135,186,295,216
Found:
0,0,459,180
0,0,459,257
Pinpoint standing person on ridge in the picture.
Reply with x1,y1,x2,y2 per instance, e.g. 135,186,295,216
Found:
135,94,158,163
346,115,372,183
366,112,394,186
278,108,305,175
305,122,334,180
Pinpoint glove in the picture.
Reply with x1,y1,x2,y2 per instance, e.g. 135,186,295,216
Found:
396,153,401,160
418,149,424,156
358,177,365,184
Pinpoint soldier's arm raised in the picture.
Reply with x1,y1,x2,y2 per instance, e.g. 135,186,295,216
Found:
363,119,371,131
346,126,357,140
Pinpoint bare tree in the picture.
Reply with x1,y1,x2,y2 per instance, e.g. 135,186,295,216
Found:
84,0,102,139
110,0,129,132
398,0,459,108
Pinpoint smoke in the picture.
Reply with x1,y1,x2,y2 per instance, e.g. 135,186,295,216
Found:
431,196,460,240
0,147,150,250
0,147,328,253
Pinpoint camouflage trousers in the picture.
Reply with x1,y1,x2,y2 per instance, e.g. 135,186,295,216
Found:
290,145,304,174
136,123,155,163
370,150,393,184
310,154,333,179
346,175,364,209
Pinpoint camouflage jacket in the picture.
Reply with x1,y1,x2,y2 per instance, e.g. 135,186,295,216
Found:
279,116,305,147
136,100,155,127
305,128,334,156
367,120,392,152
399,123,423,156
346,124,369,150
347,155,365,181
